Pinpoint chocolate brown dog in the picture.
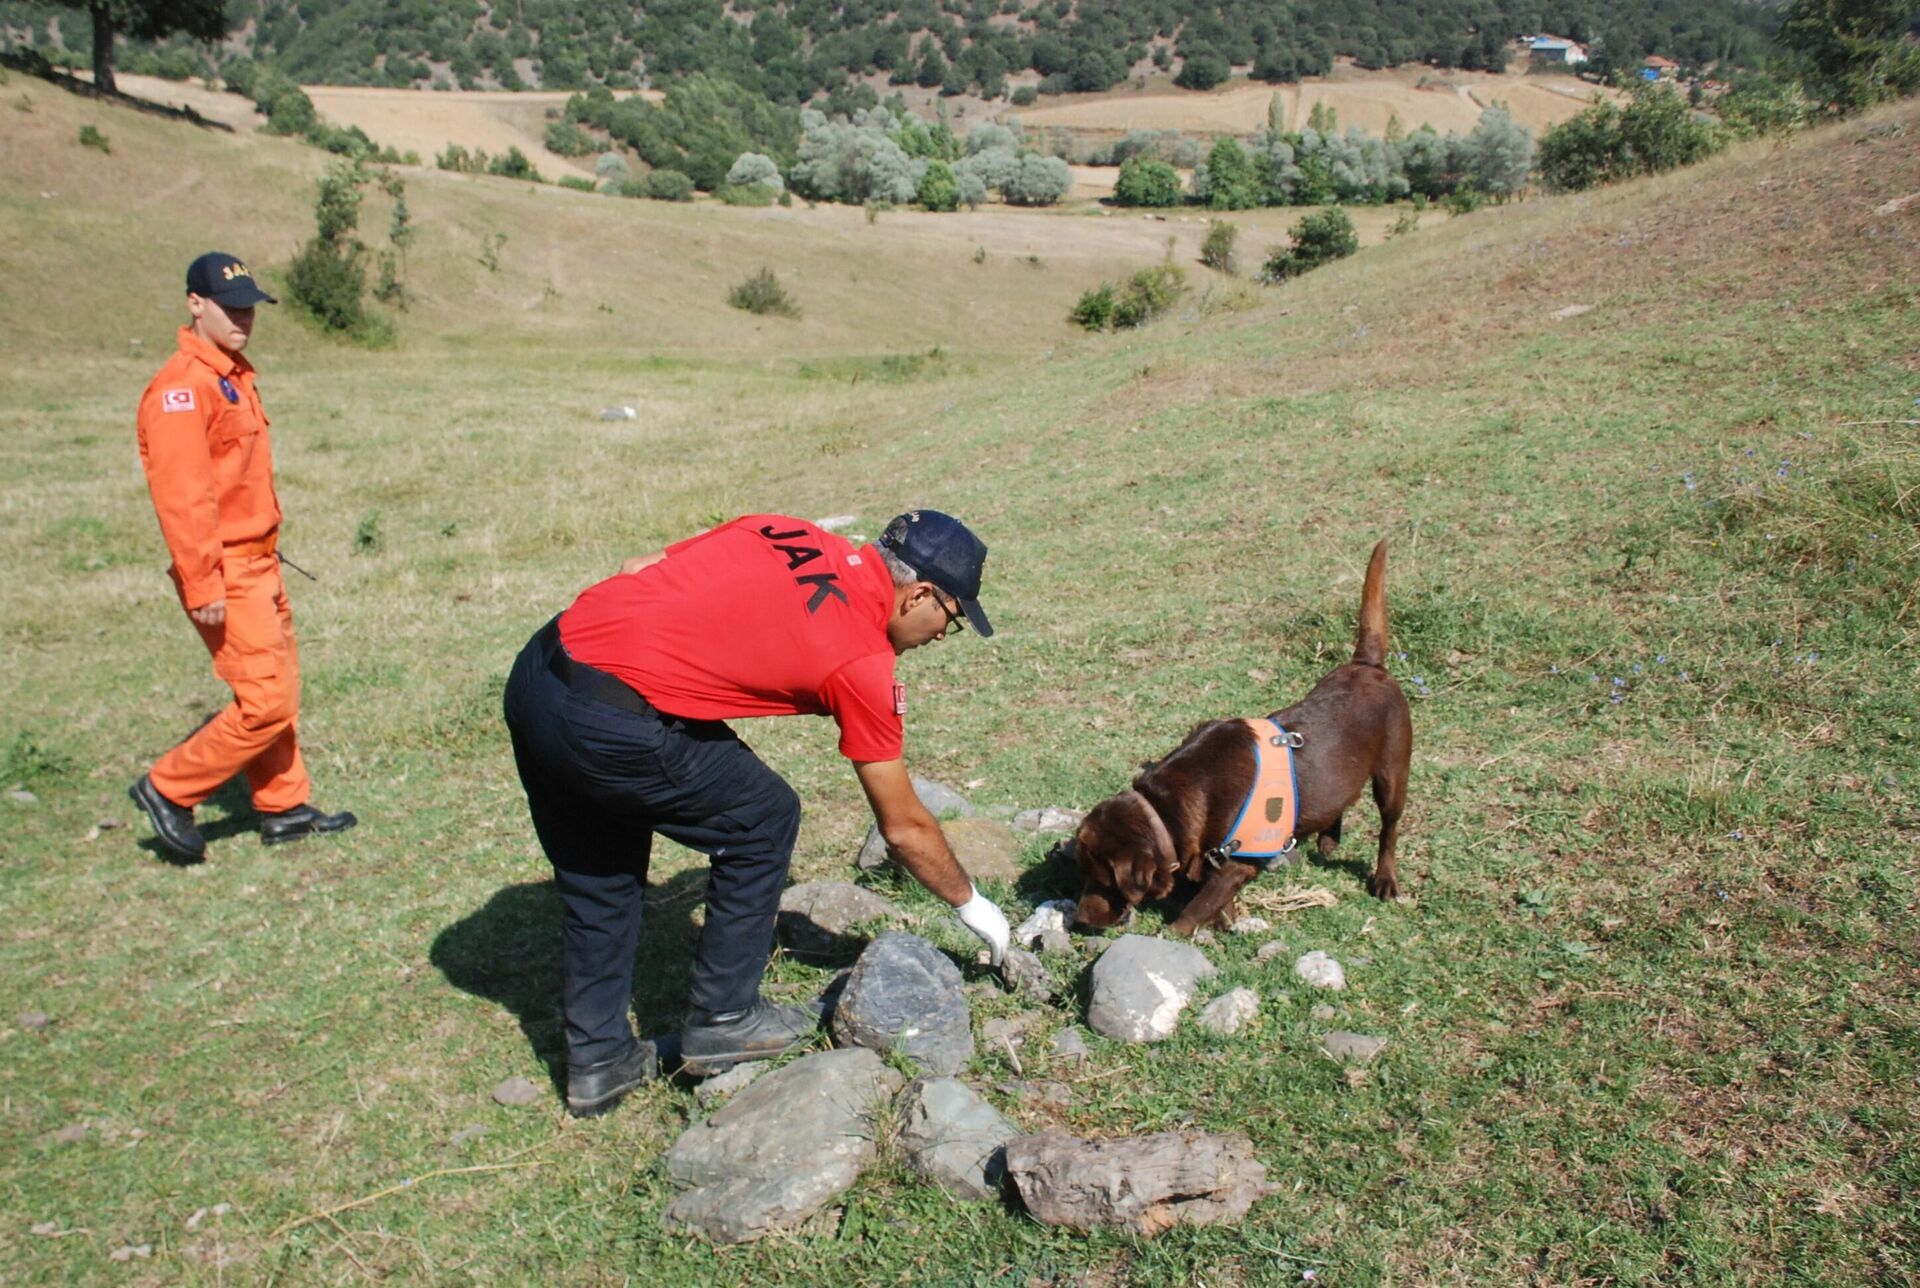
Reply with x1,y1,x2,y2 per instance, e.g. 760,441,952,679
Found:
1071,539,1412,935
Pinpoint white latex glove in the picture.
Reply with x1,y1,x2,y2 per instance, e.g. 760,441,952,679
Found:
954,886,1010,967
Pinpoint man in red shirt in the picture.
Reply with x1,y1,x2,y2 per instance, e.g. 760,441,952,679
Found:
503,510,1011,1116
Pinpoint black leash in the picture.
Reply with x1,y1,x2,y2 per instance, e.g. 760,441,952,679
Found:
277,551,318,581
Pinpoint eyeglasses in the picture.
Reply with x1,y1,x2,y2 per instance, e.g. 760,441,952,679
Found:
936,591,966,635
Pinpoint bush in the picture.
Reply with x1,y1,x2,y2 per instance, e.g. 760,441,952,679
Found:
1069,283,1115,330
595,151,632,187
1197,136,1260,210
1200,219,1238,273
637,168,695,201
917,158,960,211
1070,264,1187,331
716,183,777,205
78,123,109,153
1000,153,1073,206
1716,73,1812,136
1174,46,1231,91
1440,185,1484,215
437,143,486,173
1537,82,1725,192
1112,156,1183,207
264,86,316,137
288,238,368,333
558,175,597,192
1011,85,1038,106
1262,208,1358,281
725,151,785,195
545,119,598,157
487,146,543,182
727,268,800,318
1460,103,1533,199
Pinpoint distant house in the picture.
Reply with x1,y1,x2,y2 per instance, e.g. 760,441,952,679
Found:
1641,55,1679,80
1528,35,1588,66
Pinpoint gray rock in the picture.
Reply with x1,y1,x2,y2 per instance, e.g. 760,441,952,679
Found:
1253,940,1290,964
448,1123,488,1149
1050,1028,1091,1064
831,932,974,1074
1550,303,1594,320
1293,950,1346,991
944,818,1024,885
1012,806,1085,835
597,405,637,420
776,881,902,958
1001,947,1054,1000
1320,1032,1388,1065
1197,988,1260,1036
1012,900,1075,950
1228,916,1271,935
814,514,860,533
693,1060,769,1107
1005,1131,1275,1235
1086,935,1217,1043
854,824,893,872
1310,1004,1338,1022
7,787,38,805
898,1077,1018,1200
491,1075,542,1107
1038,928,1073,956
19,1012,50,1030
663,1047,902,1243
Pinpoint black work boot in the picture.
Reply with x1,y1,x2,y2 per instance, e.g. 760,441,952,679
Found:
680,998,821,1076
259,802,359,846
128,775,206,863
566,1041,660,1118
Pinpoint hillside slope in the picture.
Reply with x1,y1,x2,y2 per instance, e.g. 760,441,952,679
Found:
1,66,1916,1284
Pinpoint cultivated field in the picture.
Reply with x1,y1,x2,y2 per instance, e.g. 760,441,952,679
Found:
2,68,1917,1286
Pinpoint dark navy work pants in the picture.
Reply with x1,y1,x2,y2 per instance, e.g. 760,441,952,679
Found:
502,619,801,1067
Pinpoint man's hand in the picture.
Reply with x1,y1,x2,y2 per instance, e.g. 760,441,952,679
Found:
954,886,1011,966
620,550,666,576
189,600,227,626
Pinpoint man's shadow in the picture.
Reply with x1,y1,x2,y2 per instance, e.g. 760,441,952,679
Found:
429,866,711,1090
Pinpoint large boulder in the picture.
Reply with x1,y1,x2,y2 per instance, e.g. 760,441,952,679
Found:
776,881,903,959
1086,935,1216,1042
830,931,974,1074
855,779,976,871
1004,1131,1275,1236
897,1076,1018,1200
943,818,1025,885
662,1047,902,1244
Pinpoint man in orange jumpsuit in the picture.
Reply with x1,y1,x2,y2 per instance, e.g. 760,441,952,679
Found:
127,252,356,862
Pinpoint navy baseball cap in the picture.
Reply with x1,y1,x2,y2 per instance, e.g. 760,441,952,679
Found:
186,252,278,307
879,510,994,637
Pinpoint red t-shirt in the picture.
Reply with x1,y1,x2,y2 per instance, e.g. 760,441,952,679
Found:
558,516,905,761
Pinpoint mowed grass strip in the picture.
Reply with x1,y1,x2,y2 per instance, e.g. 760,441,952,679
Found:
0,76,1915,1284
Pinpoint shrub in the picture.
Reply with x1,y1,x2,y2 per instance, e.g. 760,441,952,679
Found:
1069,283,1115,330
1112,156,1182,207
1200,219,1238,273
726,151,786,196
1262,208,1358,281
558,175,596,192
716,183,777,205
1538,83,1725,192
288,238,368,332
1000,153,1073,206
1111,263,1186,327
917,158,960,211
1011,85,1038,106
437,143,487,173
488,146,543,182
638,168,695,201
545,119,597,157
1440,185,1484,215
1197,136,1259,210
1460,103,1533,199
1385,208,1420,239
78,123,109,153
727,268,800,318
264,87,316,136
1715,73,1812,136
1174,46,1231,91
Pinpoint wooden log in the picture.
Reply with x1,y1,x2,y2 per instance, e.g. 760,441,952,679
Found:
1003,1131,1275,1236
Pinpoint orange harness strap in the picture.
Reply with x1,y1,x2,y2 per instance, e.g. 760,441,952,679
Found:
1216,717,1301,869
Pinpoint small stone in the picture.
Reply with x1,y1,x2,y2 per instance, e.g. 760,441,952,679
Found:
1197,988,1260,1036
1012,900,1076,949
1549,303,1594,320
815,514,860,532
694,1061,769,1107
6,788,38,805
1310,1004,1338,1022
776,881,903,958
1228,916,1271,935
109,1245,152,1262
449,1124,489,1149
596,405,637,420
1293,950,1346,991
1192,929,1217,946
19,1012,50,1030
49,1122,88,1146
1254,940,1289,964
491,1075,542,1106
1037,928,1073,956
1050,1029,1091,1063
911,777,975,819
31,1221,59,1237
831,932,974,1074
1087,935,1217,1043
1001,947,1054,1000
1320,1032,1388,1065
1012,806,1085,835
898,1076,1018,1200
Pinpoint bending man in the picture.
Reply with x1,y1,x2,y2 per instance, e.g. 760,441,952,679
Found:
504,510,1011,1116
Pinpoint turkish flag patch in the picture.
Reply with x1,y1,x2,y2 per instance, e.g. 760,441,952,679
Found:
893,682,907,716
161,388,196,413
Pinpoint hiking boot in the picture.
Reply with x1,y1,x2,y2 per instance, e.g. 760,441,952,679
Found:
128,775,205,863
680,998,820,1076
259,802,358,846
566,1041,660,1118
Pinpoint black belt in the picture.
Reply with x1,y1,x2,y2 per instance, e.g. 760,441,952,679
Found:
539,619,655,716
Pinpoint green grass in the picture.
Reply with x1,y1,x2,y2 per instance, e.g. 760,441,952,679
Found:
1,76,1917,1284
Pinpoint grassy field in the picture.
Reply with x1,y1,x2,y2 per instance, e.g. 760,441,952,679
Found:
2,69,1917,1285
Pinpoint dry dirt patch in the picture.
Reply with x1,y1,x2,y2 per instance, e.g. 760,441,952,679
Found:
302,85,655,179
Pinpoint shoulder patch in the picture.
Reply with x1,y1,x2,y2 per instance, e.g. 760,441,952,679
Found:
893,682,907,716
161,388,197,414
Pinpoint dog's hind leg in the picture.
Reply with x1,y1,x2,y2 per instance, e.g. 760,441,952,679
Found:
1316,814,1343,858
1368,769,1406,900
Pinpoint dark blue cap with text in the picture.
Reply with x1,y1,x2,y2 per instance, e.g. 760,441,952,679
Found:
878,510,994,637
185,252,278,307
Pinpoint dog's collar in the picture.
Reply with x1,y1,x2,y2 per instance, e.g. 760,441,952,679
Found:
1123,789,1179,875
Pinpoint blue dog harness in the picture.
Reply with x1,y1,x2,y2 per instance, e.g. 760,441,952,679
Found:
1206,718,1303,872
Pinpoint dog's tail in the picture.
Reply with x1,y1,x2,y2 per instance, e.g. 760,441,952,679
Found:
1352,538,1390,669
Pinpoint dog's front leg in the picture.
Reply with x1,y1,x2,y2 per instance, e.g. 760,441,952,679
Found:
1168,859,1260,937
